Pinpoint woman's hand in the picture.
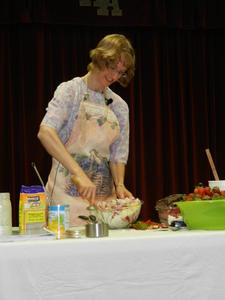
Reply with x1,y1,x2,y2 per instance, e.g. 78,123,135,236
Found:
71,174,96,205
109,162,134,199
115,183,134,199
38,126,96,204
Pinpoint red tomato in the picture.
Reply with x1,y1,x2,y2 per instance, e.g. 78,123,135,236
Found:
198,187,205,197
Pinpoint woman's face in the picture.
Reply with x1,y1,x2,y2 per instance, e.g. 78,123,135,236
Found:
99,57,127,87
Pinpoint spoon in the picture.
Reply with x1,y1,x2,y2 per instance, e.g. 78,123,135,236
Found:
31,162,52,205
205,149,220,180
78,215,97,223
89,215,97,222
86,205,98,222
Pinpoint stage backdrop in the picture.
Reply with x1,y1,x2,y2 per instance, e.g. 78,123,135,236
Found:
1,0,225,225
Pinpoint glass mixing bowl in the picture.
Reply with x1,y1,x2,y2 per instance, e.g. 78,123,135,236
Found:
93,198,143,229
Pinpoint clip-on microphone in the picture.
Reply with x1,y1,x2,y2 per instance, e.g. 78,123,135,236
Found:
105,98,113,106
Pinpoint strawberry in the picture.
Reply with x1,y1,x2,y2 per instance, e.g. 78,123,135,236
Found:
212,187,220,194
194,187,199,194
186,193,193,201
203,187,213,198
198,187,205,198
204,186,211,195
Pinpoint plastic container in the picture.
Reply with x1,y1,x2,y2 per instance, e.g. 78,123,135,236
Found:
174,199,225,230
208,180,225,191
48,205,70,239
0,193,12,235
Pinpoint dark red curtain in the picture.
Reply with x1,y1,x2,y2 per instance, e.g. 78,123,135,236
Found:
1,0,225,225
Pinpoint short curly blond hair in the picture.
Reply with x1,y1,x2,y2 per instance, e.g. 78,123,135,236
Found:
88,34,135,87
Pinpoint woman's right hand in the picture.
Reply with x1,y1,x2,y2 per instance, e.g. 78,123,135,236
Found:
38,126,96,204
71,173,96,205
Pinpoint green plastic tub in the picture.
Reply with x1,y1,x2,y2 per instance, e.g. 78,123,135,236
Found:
174,200,225,230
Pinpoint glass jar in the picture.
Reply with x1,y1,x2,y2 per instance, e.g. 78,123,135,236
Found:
0,193,12,235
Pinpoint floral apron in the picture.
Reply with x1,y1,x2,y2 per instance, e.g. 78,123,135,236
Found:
46,94,120,226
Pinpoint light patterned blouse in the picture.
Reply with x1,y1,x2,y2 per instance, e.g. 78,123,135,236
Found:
41,77,130,164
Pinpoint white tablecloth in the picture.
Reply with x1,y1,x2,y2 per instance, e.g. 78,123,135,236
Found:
0,228,225,300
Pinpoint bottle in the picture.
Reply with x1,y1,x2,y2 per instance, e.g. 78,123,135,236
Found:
0,193,12,235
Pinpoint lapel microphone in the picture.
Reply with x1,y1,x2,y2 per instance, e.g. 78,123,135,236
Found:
105,98,113,106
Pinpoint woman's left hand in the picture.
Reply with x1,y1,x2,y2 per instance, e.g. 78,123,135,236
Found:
115,184,134,199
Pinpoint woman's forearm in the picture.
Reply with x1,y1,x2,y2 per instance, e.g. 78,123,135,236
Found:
38,125,96,202
109,162,133,199
37,125,85,177
109,162,125,186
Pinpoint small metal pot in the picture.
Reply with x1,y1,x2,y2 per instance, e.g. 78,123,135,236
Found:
85,222,109,238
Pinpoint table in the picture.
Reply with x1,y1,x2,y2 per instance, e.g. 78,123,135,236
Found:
0,228,225,300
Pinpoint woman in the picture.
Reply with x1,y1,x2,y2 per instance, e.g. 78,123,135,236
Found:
38,33,136,225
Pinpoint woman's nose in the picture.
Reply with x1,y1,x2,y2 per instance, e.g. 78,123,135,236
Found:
111,70,120,80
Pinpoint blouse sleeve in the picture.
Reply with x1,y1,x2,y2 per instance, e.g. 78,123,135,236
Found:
109,97,130,164
40,79,81,144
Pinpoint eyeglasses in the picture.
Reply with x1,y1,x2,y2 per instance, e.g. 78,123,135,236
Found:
108,64,128,78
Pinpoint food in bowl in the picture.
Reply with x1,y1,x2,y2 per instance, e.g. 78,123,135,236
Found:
155,194,184,224
184,183,225,201
174,183,225,230
94,198,142,229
